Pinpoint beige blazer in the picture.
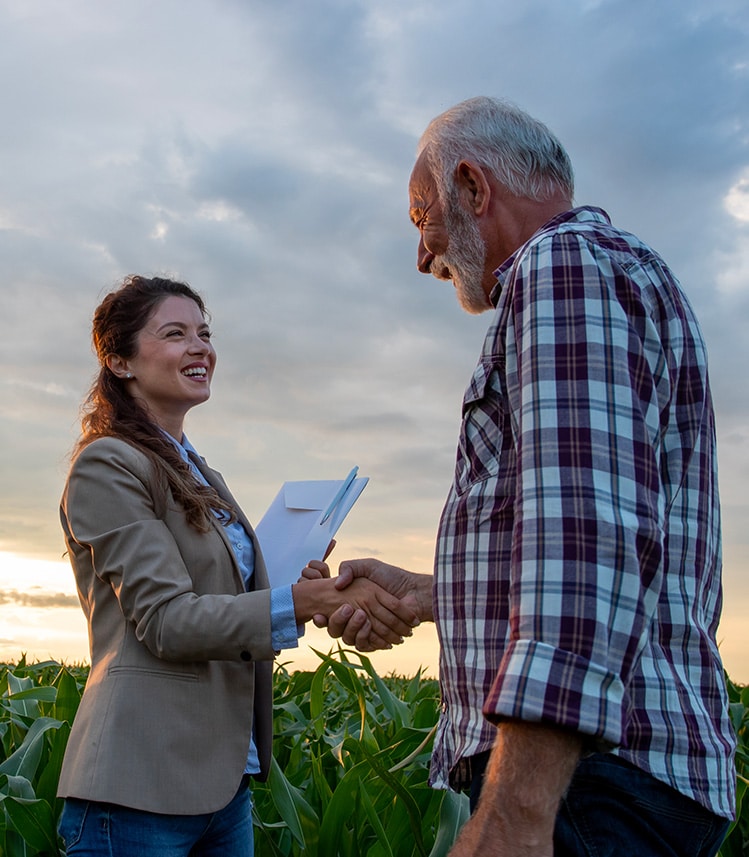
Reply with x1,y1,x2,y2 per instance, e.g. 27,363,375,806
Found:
58,436,275,815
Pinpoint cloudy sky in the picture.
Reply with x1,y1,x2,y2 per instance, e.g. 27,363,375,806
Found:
1,0,748,680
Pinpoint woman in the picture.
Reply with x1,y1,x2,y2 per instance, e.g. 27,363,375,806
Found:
57,275,416,856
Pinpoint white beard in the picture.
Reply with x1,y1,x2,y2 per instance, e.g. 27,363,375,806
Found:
434,199,492,315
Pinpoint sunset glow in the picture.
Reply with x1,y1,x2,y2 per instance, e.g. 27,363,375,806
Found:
1,2,747,687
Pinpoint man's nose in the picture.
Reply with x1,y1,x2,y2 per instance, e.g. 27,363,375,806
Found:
417,235,434,274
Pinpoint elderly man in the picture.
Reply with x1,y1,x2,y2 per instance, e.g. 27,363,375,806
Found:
323,97,736,856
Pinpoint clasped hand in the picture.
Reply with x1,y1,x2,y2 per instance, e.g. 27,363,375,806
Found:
299,558,430,652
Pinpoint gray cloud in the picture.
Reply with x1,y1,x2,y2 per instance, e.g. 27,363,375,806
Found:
0,589,79,609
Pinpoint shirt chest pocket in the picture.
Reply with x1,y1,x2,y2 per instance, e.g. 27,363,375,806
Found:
454,359,509,495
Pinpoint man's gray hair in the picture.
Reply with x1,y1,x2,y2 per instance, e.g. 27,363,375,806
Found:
417,96,575,204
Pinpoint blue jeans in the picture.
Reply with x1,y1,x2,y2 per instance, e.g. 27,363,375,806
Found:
469,752,730,857
58,776,253,856
556,754,730,856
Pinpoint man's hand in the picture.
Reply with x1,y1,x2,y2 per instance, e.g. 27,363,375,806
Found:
314,558,434,651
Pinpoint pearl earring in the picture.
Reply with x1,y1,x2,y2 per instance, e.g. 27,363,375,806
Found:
125,372,133,379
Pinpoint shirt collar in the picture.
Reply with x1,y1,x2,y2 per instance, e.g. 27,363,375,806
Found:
161,429,199,464
489,206,612,307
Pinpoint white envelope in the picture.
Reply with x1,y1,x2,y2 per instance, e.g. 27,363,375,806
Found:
254,470,368,587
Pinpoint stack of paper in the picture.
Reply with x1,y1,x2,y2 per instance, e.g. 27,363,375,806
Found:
255,467,368,587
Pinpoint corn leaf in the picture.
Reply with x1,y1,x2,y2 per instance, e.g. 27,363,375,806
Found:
3,794,59,853
267,754,319,848
0,717,62,780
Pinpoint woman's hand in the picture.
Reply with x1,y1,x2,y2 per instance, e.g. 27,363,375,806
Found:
297,539,336,581
298,559,331,581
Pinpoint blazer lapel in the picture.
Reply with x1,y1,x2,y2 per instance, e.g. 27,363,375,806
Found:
186,451,270,591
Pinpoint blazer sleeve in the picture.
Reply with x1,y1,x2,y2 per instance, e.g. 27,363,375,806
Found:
61,437,276,662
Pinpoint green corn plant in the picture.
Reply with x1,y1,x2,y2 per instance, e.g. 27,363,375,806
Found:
718,674,749,857
252,648,469,857
1,655,747,856
0,658,85,856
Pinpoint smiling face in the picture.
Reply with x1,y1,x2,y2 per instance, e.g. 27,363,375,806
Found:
408,153,492,315
108,295,216,439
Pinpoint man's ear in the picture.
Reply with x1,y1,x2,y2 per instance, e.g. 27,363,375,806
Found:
456,160,491,216
106,354,131,379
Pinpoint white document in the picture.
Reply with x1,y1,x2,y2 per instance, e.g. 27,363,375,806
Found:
254,467,368,587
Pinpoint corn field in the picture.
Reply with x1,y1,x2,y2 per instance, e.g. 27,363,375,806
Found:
1,651,746,856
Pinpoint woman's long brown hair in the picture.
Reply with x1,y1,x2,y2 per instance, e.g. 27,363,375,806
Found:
77,275,236,531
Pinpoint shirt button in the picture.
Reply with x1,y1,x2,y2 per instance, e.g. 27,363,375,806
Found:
240,650,252,661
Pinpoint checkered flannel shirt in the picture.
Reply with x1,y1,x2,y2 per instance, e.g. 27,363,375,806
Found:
431,207,736,819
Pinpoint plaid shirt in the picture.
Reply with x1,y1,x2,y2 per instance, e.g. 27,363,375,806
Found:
431,207,736,818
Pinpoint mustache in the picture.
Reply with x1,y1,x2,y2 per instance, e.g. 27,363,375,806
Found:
429,256,453,281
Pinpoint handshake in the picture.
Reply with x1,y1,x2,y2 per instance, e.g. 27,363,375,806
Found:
292,558,434,652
